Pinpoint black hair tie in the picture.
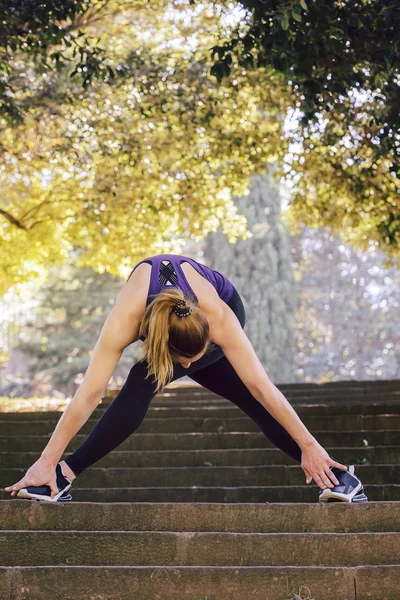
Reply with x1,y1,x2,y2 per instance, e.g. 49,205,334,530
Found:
172,300,192,317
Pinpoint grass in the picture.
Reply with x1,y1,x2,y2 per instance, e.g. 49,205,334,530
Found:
287,586,317,600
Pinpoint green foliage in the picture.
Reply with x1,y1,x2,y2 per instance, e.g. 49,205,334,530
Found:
0,0,287,295
210,0,400,254
0,0,116,124
212,0,399,155
1,0,399,296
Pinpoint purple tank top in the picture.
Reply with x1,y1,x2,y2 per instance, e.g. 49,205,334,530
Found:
127,253,234,307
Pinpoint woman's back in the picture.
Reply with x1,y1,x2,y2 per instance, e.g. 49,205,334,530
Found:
127,253,234,307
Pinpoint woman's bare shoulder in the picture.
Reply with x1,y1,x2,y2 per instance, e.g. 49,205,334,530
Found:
117,262,151,320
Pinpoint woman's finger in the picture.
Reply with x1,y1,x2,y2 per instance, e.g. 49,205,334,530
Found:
330,460,348,471
314,471,334,489
49,482,58,499
5,480,25,494
6,476,37,496
4,479,24,491
326,468,340,486
301,465,312,484
304,471,312,484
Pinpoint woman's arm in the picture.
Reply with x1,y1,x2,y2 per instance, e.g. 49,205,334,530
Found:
41,276,146,463
40,328,135,464
5,275,145,496
211,301,347,489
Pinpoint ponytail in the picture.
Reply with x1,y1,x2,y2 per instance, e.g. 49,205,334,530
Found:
138,287,212,394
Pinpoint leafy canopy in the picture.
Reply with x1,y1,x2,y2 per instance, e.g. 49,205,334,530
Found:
0,0,288,294
0,0,399,295
210,0,400,255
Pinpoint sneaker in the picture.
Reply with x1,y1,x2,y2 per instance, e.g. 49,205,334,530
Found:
57,489,73,502
318,465,368,503
16,462,72,502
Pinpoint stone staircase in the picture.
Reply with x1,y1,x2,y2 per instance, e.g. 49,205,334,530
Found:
1,379,399,599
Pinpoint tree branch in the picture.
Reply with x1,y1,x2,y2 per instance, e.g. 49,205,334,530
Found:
19,192,53,222
0,208,28,230
63,0,118,34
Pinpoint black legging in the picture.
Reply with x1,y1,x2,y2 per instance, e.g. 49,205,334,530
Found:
64,285,302,477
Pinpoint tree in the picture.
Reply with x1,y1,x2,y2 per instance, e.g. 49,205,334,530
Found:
289,226,400,382
203,167,298,382
210,0,400,258
0,1,288,294
0,0,125,124
1,0,399,297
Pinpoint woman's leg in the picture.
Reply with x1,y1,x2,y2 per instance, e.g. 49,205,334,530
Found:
188,356,302,463
63,341,226,478
63,285,245,478
63,359,159,477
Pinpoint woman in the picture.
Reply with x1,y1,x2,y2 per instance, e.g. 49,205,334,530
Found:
5,253,367,503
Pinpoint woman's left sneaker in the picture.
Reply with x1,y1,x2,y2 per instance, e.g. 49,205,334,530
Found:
318,465,368,503
16,462,72,502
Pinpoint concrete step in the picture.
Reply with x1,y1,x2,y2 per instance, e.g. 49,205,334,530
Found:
1,430,399,454
1,501,398,532
2,484,398,503
2,530,400,567
146,379,400,394
278,378,400,390
169,379,400,391
3,445,399,468
2,464,397,489
2,381,400,600
0,499,400,533
1,564,399,600
1,414,399,436
155,391,400,403
102,389,400,405
2,401,400,419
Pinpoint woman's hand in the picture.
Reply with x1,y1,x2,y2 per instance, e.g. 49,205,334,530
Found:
301,439,347,490
4,457,59,499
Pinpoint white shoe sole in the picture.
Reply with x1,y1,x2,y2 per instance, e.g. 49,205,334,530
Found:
319,480,364,503
17,485,71,502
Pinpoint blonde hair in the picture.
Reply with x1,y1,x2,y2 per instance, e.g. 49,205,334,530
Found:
138,287,214,394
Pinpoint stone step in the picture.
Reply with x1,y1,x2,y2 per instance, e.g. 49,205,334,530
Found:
2,484,399,503
167,379,400,391
2,401,400,419
1,414,399,436
1,430,398,452
3,381,400,600
1,564,399,600
155,382,400,393
2,501,398,533
3,445,398,468
2,530,400,567
150,379,400,394
2,464,397,489
102,389,400,405
146,391,400,403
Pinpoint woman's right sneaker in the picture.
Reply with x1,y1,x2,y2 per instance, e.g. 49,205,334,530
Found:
57,489,73,502
319,465,368,503
16,462,72,502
